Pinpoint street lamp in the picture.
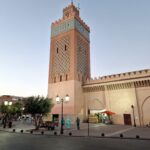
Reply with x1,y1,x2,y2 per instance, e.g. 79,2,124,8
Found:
21,107,25,115
21,107,25,111
56,94,70,134
131,105,136,127
4,101,12,106
3,101,12,128
87,108,90,136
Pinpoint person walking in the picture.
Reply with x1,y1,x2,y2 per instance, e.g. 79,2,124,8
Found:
76,117,80,130
61,117,65,127
65,118,71,129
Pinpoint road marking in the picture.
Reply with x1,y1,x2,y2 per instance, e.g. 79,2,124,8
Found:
106,127,134,137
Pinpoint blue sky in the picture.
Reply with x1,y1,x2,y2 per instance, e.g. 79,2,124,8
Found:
0,0,150,97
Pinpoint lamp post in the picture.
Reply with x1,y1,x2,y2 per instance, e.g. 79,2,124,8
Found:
4,101,12,106
21,107,25,112
3,101,12,128
87,108,90,136
21,107,25,118
131,105,136,127
56,94,70,134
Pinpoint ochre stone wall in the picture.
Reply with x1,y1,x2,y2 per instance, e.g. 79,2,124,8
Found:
83,76,150,126
135,87,150,126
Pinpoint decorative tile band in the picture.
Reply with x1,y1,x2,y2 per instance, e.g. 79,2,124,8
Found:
51,18,90,41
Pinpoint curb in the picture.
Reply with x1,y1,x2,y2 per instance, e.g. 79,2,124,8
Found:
0,129,150,140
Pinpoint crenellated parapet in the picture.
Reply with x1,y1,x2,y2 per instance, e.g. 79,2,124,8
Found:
63,2,79,18
52,19,64,26
84,69,150,85
52,16,90,32
83,69,150,92
49,73,70,83
74,15,90,32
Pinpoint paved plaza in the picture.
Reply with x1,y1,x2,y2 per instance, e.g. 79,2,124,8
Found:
0,120,150,139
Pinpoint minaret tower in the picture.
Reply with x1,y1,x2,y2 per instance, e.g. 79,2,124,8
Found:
48,2,90,120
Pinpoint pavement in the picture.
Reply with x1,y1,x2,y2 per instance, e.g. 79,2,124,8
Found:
0,120,150,139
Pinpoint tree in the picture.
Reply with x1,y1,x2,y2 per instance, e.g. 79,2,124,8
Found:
24,96,53,130
0,104,9,127
0,102,23,128
12,102,23,116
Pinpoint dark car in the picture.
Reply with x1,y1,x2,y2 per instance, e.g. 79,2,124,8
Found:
40,121,55,130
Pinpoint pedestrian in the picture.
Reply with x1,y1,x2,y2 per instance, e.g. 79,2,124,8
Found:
76,117,80,130
65,118,71,129
61,117,65,127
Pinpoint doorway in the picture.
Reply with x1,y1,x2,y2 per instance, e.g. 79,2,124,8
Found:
52,114,59,126
123,114,132,125
141,96,150,126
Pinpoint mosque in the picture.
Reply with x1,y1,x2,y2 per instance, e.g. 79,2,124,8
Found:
48,2,150,126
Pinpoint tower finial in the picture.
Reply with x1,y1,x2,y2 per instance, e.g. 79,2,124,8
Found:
71,0,73,4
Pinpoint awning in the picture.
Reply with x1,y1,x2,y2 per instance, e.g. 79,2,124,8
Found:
99,109,115,115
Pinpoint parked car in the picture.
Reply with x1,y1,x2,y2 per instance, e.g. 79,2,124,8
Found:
40,121,56,130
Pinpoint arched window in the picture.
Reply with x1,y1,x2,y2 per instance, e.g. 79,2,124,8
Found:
65,45,67,51
66,13,69,18
66,74,68,81
60,75,62,82
78,74,80,81
54,77,56,83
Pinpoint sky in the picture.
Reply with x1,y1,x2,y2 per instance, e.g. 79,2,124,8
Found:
0,0,150,97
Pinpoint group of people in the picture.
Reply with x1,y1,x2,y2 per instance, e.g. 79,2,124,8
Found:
61,117,80,130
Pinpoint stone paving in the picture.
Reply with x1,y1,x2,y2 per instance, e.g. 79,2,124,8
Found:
0,120,150,139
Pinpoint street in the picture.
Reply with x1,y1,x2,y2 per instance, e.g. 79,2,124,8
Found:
0,131,150,150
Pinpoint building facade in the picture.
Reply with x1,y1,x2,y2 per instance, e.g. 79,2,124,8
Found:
48,3,150,126
0,95,24,105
